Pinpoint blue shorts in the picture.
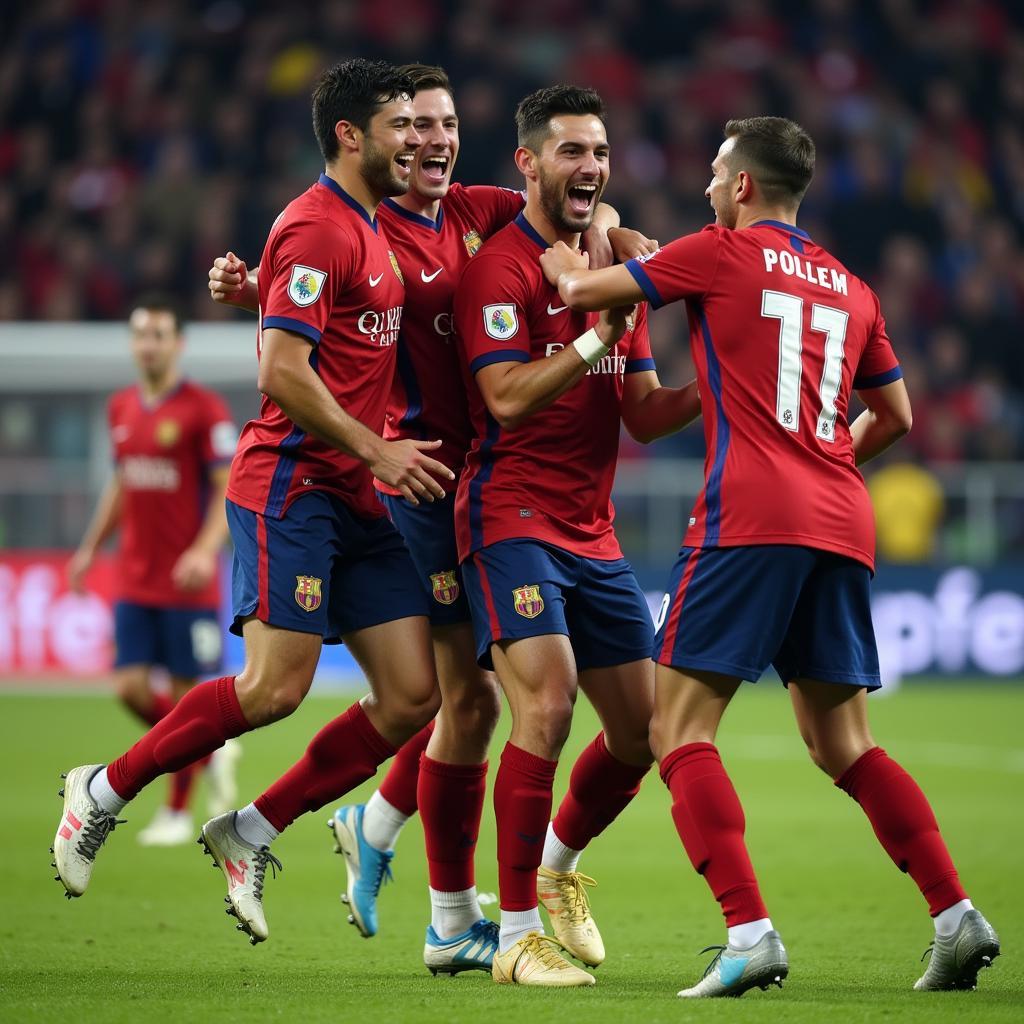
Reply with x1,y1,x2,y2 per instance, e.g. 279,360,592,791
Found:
227,492,429,644
653,544,881,688
379,491,471,627
113,602,222,679
462,539,654,672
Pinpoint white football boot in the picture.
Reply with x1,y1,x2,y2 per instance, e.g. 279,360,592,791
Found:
137,807,194,847
206,739,242,817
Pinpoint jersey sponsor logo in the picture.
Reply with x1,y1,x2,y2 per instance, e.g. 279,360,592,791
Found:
388,250,404,284
544,343,626,376
429,570,460,605
512,584,544,619
155,419,180,447
294,575,323,612
483,303,518,340
421,267,443,283
546,302,568,315
357,305,403,346
463,229,483,256
433,312,453,337
122,455,180,491
288,264,327,306
368,273,384,287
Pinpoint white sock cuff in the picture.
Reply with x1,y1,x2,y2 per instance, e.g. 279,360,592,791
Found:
233,803,279,848
88,766,129,815
541,821,582,873
429,886,478,909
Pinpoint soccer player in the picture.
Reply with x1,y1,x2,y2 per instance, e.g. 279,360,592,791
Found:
67,296,239,846
207,65,656,974
453,85,700,987
539,115,1000,996
52,59,456,946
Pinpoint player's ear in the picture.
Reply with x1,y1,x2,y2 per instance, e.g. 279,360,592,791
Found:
735,170,753,204
335,119,361,155
514,146,538,182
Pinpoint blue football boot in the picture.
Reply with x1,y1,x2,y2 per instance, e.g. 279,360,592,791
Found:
423,918,500,976
328,804,393,937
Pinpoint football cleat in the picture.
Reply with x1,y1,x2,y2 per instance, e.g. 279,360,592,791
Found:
492,931,595,987
328,804,393,938
137,807,193,847
677,930,788,998
199,812,281,945
424,918,500,975
537,867,605,966
914,910,1000,991
52,765,125,898
205,739,242,817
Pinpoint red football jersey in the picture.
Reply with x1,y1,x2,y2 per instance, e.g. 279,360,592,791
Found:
454,213,656,561
375,183,525,494
109,381,236,607
626,220,902,570
227,174,405,521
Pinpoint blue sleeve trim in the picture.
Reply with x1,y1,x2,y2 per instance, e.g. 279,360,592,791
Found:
262,316,321,344
854,365,903,390
470,349,531,374
625,357,657,374
624,260,664,309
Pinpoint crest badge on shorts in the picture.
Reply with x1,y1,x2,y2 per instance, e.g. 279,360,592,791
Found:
512,584,544,619
288,265,327,307
430,570,460,606
483,303,518,340
294,575,322,612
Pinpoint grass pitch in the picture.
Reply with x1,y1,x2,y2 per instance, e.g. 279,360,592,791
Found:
1,683,1021,1023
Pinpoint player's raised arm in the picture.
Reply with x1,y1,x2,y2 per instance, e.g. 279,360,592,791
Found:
850,378,913,465
208,251,259,313
258,326,453,503
540,240,647,311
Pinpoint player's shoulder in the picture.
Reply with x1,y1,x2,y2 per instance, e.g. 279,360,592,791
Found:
460,221,531,279
108,385,136,412
177,379,227,409
274,182,363,243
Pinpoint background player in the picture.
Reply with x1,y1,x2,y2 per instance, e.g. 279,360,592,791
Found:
454,85,700,987
52,60,456,947
540,115,1000,997
67,296,239,846
207,64,656,974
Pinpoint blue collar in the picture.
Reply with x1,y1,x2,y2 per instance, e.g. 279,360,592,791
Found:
513,211,553,250
318,173,378,231
381,197,444,232
751,219,810,240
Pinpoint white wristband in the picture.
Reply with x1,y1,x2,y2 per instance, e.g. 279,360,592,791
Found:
572,327,610,368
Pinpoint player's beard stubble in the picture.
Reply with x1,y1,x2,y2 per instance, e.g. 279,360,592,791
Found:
361,137,411,199
536,165,604,234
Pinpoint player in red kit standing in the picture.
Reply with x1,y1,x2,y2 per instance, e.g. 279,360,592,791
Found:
541,116,1000,996
52,60,456,947
454,86,700,987
68,296,239,846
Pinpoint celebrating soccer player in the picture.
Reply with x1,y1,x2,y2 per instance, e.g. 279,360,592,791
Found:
67,296,239,846
52,59,460,945
453,85,700,987
539,115,1000,996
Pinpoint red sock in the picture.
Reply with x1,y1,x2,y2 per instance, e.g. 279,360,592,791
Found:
418,755,487,892
494,742,557,911
836,746,968,915
551,732,649,851
129,692,175,728
254,702,395,833
379,722,433,816
660,742,768,926
107,677,248,801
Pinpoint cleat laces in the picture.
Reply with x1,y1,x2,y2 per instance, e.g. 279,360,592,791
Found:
559,872,597,925
519,934,573,972
919,943,935,964
696,944,728,980
251,847,283,902
367,855,393,897
76,811,126,862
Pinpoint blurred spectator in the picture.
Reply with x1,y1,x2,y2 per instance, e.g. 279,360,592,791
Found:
869,462,945,562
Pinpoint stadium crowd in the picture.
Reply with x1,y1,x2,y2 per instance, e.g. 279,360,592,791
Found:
2,0,1023,462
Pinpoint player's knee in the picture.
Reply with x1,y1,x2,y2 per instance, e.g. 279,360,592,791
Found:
517,693,574,757
440,674,502,736
385,677,442,733
605,727,653,768
235,668,309,725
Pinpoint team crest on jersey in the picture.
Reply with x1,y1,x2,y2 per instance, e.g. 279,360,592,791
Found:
288,264,327,307
463,230,483,256
155,419,180,447
388,250,404,284
512,584,544,619
484,303,518,340
430,570,460,606
294,575,322,612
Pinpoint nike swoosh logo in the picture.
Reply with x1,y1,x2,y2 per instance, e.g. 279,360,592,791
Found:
369,273,383,287
421,267,443,282
546,303,568,315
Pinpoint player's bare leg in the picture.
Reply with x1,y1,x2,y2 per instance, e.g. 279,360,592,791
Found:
211,615,441,944
789,678,1000,990
651,665,787,998
489,634,594,986
538,658,653,967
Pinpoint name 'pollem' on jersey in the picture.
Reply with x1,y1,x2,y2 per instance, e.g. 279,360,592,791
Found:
762,247,848,295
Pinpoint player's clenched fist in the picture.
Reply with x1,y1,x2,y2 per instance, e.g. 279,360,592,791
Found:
368,438,455,506
208,251,249,303
539,240,590,288
608,226,658,263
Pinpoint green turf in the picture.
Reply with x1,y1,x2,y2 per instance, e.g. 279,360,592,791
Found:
1,684,1020,1022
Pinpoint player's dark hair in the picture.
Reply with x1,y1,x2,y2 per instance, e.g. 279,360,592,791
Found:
312,58,416,161
723,117,815,205
131,293,184,334
399,63,454,99
514,85,606,151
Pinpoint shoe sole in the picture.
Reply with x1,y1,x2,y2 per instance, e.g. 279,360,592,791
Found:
933,941,1001,991
327,815,373,938
425,958,493,977
196,831,265,946
51,771,81,899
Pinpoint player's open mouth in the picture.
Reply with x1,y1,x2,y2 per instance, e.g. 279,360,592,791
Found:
567,182,597,215
420,155,449,184
395,152,415,177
